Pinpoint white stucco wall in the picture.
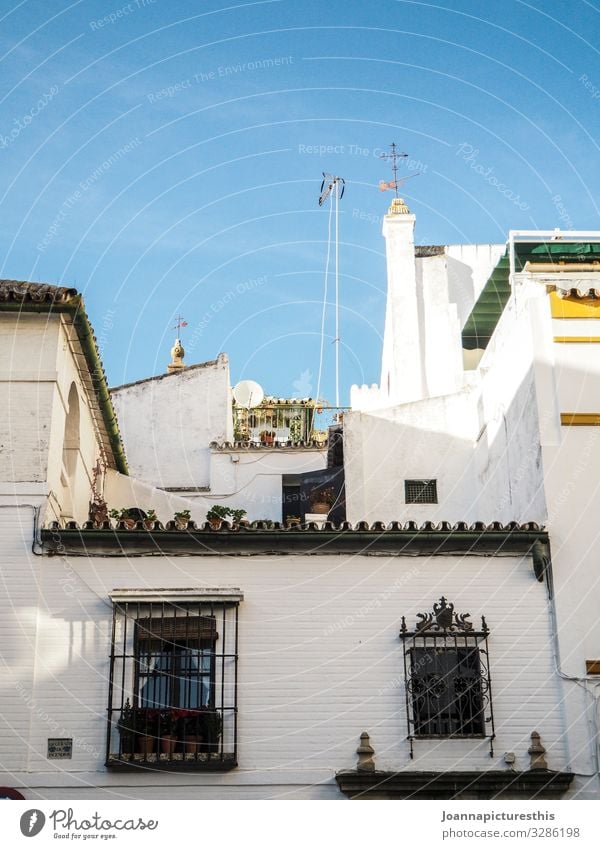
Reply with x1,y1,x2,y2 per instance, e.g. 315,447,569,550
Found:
0,518,580,799
347,270,550,527
103,468,203,525
0,314,60,484
111,354,233,490
206,447,327,521
353,238,494,414
344,389,480,524
534,292,600,797
0,314,111,526
417,254,463,400
469,280,547,524
446,243,506,329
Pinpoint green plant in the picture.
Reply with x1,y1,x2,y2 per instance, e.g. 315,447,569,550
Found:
206,505,231,521
199,710,222,749
289,416,302,443
158,710,175,736
117,699,134,735
310,487,335,508
174,509,191,523
145,509,157,523
206,505,247,525
109,507,148,522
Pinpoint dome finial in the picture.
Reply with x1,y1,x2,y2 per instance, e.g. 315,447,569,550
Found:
168,338,185,373
168,315,188,373
388,197,411,215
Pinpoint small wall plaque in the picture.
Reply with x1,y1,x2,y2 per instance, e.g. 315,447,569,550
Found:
47,738,72,759
586,660,600,674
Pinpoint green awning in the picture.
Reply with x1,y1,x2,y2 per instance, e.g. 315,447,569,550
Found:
515,242,600,269
461,253,510,350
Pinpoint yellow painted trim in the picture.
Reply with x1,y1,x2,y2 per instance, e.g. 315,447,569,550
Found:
550,292,600,318
561,413,600,426
554,336,600,343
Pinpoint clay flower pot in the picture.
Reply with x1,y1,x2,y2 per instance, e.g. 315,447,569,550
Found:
137,735,154,755
184,734,202,754
160,734,176,755
311,502,330,515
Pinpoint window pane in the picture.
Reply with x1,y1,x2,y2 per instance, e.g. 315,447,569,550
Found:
410,647,484,736
139,650,171,708
177,649,212,708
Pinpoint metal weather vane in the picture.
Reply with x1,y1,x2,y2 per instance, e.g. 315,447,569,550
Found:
379,142,411,197
172,315,188,335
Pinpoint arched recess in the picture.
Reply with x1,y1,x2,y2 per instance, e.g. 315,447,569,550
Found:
61,383,80,515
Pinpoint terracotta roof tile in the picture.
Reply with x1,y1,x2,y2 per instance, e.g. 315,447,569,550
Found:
0,278,78,303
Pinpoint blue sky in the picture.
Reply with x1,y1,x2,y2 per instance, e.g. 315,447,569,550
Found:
1,0,598,401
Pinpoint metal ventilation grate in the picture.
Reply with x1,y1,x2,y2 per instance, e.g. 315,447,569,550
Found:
405,479,438,504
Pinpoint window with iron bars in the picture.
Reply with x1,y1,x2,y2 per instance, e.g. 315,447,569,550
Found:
106,591,241,771
404,479,438,504
399,597,495,758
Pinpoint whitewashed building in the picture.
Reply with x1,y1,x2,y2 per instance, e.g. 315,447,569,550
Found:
110,356,333,524
1,195,599,799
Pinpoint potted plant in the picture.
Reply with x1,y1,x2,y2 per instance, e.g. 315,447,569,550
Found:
206,504,231,529
88,459,108,524
180,711,203,754
109,507,146,529
144,509,157,529
158,710,176,755
310,487,335,515
260,429,275,446
289,416,302,443
116,699,136,755
135,708,157,755
229,508,247,527
199,710,222,753
173,509,191,529
286,515,301,527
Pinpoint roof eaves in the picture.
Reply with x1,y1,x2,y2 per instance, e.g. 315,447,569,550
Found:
42,521,549,578
110,358,221,392
0,279,128,475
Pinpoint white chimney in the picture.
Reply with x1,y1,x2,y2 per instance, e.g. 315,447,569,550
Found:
380,197,424,404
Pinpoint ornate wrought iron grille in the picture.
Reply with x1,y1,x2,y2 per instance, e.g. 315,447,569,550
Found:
106,598,239,770
400,597,495,758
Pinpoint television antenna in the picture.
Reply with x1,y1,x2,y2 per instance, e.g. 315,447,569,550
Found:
317,173,345,407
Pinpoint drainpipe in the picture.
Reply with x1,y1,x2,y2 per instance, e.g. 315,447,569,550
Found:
545,553,600,783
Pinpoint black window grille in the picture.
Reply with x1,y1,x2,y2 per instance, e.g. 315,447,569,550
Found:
405,479,438,504
400,597,495,758
106,595,240,771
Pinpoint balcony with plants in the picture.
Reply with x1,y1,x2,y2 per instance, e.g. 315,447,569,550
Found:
231,397,347,447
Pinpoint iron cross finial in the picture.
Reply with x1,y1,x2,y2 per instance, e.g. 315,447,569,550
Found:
172,315,188,334
379,142,409,197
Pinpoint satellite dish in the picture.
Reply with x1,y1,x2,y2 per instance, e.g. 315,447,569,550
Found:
233,379,264,408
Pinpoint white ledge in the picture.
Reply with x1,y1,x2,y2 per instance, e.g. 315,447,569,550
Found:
109,587,244,603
